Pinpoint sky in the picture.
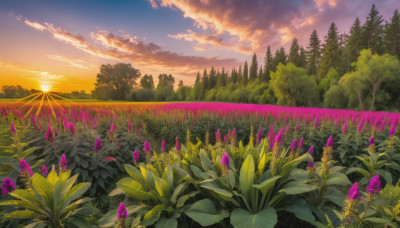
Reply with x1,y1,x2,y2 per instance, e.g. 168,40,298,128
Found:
0,0,398,92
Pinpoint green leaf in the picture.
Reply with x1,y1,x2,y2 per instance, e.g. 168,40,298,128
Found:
185,199,229,226
141,204,164,226
5,210,45,220
284,199,315,225
364,217,393,224
31,173,53,207
125,164,145,183
280,153,309,178
239,155,255,201
253,175,281,196
279,182,317,195
116,177,155,201
170,183,186,204
326,172,351,186
200,149,212,171
230,207,277,228
201,181,233,201
154,217,178,228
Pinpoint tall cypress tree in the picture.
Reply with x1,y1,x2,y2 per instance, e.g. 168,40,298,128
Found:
249,54,258,80
242,61,249,84
347,18,363,65
384,9,400,58
264,46,273,81
306,29,321,77
363,4,384,54
288,38,301,66
319,23,340,80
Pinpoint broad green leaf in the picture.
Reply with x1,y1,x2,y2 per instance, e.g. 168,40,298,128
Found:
230,207,277,228
201,181,233,201
170,183,186,204
200,149,212,171
32,173,53,206
116,177,155,201
154,217,178,228
253,175,281,196
185,199,229,226
326,172,351,186
125,164,145,183
176,191,200,208
284,199,315,225
239,155,255,201
141,204,164,226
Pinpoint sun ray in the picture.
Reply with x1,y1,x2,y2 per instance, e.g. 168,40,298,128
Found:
24,100,40,119
47,93,65,111
15,92,42,104
45,93,56,118
35,93,46,116
19,92,44,110
48,92,75,103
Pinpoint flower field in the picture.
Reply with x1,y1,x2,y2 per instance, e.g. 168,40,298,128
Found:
0,102,400,227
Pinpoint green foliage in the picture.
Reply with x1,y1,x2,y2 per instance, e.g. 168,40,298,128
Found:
0,170,92,227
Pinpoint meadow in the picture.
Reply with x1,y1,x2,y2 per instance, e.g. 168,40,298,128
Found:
0,101,400,228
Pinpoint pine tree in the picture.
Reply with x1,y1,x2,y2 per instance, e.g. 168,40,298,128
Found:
363,4,384,54
319,23,340,80
264,46,273,81
384,9,400,58
306,29,321,77
242,61,249,84
249,54,258,80
258,66,263,79
276,47,287,65
193,73,202,100
231,68,237,83
208,67,217,89
238,65,243,83
298,47,307,69
347,18,363,65
201,68,208,98
288,38,301,66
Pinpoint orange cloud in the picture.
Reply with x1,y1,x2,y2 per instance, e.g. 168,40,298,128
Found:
47,55,94,70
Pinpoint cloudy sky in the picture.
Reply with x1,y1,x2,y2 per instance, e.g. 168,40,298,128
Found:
0,0,398,92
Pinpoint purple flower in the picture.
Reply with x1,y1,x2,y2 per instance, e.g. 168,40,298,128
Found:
45,123,54,143
342,123,347,135
308,146,314,155
267,125,275,143
257,126,262,144
10,122,16,134
326,135,333,148
94,137,102,152
348,182,361,200
307,161,314,169
117,202,127,219
298,137,304,151
59,154,67,170
294,124,299,132
41,165,48,176
357,119,364,133
389,124,396,137
54,127,58,137
143,141,151,153
68,122,75,135
1,178,15,195
19,158,33,176
161,140,166,153
366,175,381,195
175,137,181,152
221,152,230,170
216,129,221,144
274,128,284,146
284,125,289,135
110,122,115,132
369,136,374,146
133,150,139,163
290,139,298,152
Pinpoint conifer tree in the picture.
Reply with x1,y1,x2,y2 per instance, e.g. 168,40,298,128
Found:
264,46,273,81
288,38,301,66
242,61,249,84
363,4,384,54
384,9,400,58
307,29,321,77
320,23,340,80
249,54,258,80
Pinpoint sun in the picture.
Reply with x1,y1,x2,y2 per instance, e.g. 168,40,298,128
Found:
41,84,51,92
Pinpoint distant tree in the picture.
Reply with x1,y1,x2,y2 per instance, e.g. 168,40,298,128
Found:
288,38,301,67
1,85,31,98
318,68,340,96
347,18,363,66
208,67,217,89
307,30,321,77
242,61,249,84
264,46,273,81
319,23,341,80
192,73,202,100
273,47,287,71
258,66,263,79
363,4,384,54
92,63,140,100
298,47,307,69
270,63,318,106
201,69,209,98
238,65,243,82
155,74,175,101
140,74,155,89
249,53,258,80
383,9,400,58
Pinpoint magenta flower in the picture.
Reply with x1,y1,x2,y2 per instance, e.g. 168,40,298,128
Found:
298,137,304,151
94,137,102,152
342,123,347,135
133,150,139,163
54,127,58,137
104,157,117,162
41,165,48,176
117,202,127,219
10,122,16,134
294,124,299,132
68,122,75,135
357,119,364,133
19,158,33,176
257,126,262,144
161,140,166,153
274,128,284,147
216,129,221,144
366,175,381,195
267,125,275,143
290,139,297,152
59,154,67,170
369,136,374,146
308,146,314,155
326,135,333,148
45,123,54,143
221,152,230,170
389,124,396,137
1,178,15,195
110,122,115,132
143,141,151,153
175,137,181,152
348,182,361,200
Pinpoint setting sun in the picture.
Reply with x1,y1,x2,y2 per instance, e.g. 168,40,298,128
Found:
40,84,50,92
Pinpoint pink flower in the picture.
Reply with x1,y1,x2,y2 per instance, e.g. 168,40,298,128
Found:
133,150,139,163
117,202,127,219
216,129,221,144
143,141,151,153
68,122,75,135
389,124,396,137
368,136,374,145
348,182,361,200
41,165,48,176
10,122,16,134
366,175,381,195
298,137,304,151
308,146,314,155
342,123,347,135
1,178,15,195
94,137,102,152
290,139,297,152
59,154,67,170
221,152,230,170
105,157,117,162
19,158,33,176
161,140,166,153
45,123,54,143
326,135,333,148
175,137,181,153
